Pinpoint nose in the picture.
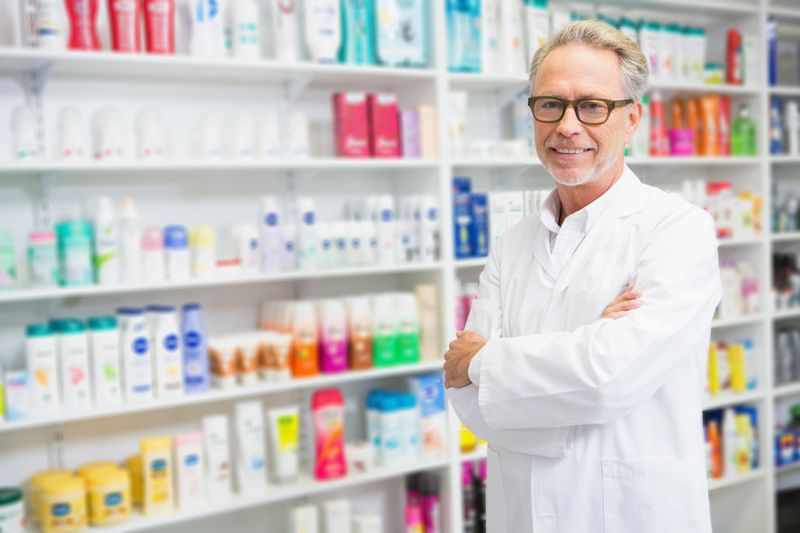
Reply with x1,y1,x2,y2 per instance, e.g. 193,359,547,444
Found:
555,105,584,137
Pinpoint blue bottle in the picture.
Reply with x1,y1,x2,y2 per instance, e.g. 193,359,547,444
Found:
339,0,376,65
771,97,784,155
452,177,473,258
464,0,481,72
181,303,209,393
470,193,489,258
768,17,777,87
447,0,474,72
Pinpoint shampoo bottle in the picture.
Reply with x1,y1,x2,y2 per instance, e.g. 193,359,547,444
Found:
339,0,376,65
66,0,101,50
305,0,341,63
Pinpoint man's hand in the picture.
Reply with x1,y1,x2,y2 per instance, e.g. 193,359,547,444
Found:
602,282,642,319
444,330,486,389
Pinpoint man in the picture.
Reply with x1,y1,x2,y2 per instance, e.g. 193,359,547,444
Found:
445,20,721,533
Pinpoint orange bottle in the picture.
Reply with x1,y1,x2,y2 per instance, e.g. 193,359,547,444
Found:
687,98,701,155
699,95,720,155
291,302,319,377
671,99,685,130
708,420,723,479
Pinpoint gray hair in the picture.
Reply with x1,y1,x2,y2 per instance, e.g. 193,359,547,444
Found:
529,20,649,101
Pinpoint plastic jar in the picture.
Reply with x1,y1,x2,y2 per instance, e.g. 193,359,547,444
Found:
39,476,87,533
85,468,131,526
29,470,72,526
0,487,25,532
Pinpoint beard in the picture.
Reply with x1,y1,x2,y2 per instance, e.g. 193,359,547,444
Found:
536,138,623,187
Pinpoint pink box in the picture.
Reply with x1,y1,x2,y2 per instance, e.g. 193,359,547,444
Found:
367,93,400,158
333,92,370,158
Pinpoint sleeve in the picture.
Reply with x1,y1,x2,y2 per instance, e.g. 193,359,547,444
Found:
447,236,574,458
476,208,721,431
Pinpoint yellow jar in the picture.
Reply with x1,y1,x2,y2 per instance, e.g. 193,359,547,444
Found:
85,468,131,526
39,476,87,533
125,456,143,507
29,470,72,525
76,462,118,479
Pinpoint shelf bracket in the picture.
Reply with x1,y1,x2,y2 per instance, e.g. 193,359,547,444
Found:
48,424,66,469
284,73,313,103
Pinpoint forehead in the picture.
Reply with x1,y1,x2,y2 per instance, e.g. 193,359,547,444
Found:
533,44,624,98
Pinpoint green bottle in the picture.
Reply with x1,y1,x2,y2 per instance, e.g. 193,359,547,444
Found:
373,294,398,367
732,103,757,156
395,294,421,365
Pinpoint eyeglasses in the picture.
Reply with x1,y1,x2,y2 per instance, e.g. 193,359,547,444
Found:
528,96,633,126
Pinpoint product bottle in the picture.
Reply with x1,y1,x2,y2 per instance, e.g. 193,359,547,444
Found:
57,107,87,161
53,318,93,411
65,0,101,50
291,302,320,377
649,91,669,156
232,224,260,274
523,0,550,64
318,299,349,373
108,0,142,52
0,231,16,290
229,0,262,59
374,0,427,67
118,308,154,403
476,459,487,533
181,303,210,393
405,502,424,533
499,0,524,75
420,473,441,533
347,297,373,369
395,293,420,364
297,197,318,271
272,0,300,61
136,110,166,160
312,388,347,480
479,0,500,74
87,316,122,406
26,323,61,414
376,195,395,266
726,29,743,85
339,0,376,65
164,225,191,281
722,408,738,478
141,226,166,282
768,17,777,86
152,305,184,399
35,0,65,49
259,195,282,272
27,230,59,288
190,225,217,278
787,101,800,156
92,196,120,286
119,198,142,284
305,0,341,63
143,0,175,54
11,105,39,161
719,96,731,156
771,97,784,155
372,293,397,367
56,220,95,287
462,462,477,533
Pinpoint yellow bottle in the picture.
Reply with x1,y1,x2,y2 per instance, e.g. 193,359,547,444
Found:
29,470,73,526
39,476,87,533
85,468,132,526
728,343,747,393
125,456,143,507
140,436,174,516
735,414,752,474
707,342,720,395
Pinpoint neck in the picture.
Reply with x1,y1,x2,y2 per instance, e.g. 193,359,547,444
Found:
556,157,625,225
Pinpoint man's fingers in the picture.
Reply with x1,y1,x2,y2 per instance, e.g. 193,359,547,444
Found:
456,330,465,338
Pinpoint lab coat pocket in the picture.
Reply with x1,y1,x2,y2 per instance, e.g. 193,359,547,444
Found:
601,456,711,533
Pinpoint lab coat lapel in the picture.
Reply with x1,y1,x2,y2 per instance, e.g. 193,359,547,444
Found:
531,220,559,281
553,167,645,293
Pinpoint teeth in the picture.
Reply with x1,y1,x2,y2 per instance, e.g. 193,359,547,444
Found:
555,148,588,154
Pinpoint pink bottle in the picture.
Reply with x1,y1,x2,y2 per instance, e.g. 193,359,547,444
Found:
108,0,142,52
318,300,349,374
649,92,669,156
143,0,175,54
420,474,441,533
405,502,424,533
66,0,101,51
312,388,348,481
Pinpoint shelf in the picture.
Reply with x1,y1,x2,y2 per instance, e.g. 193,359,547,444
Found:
774,381,800,399
451,158,540,169
65,457,450,533
717,236,763,248
772,308,800,321
459,446,488,463
0,48,435,89
625,156,761,166
772,232,800,242
454,257,488,269
0,158,439,176
770,155,800,164
775,461,800,475
711,315,762,329
769,7,800,21
647,81,759,96
0,262,443,304
703,389,763,411
707,470,765,492
0,361,443,435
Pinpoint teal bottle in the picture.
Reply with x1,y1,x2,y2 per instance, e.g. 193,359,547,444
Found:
339,0,376,65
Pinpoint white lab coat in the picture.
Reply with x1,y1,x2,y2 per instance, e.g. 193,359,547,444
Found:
448,166,721,533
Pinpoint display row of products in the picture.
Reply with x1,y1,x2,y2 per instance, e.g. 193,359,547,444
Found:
288,500,384,533
1,302,209,421
447,90,535,159
452,177,551,260
772,187,800,235
775,327,800,387
333,92,437,159
776,402,800,468
769,97,800,156
461,459,487,533
774,252,800,311
704,406,759,481
676,180,761,240
0,193,440,291
707,339,758,398
716,260,760,321
0,286,438,422
30,0,429,68
625,94,757,158
14,382,443,531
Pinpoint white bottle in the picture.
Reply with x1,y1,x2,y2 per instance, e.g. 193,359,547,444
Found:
416,195,438,263
25,323,61,414
500,0,526,75
152,305,184,399
375,195,395,266
87,316,122,407
398,393,420,463
118,308,154,403
136,110,166,161
119,198,142,284
259,195,283,272
523,0,550,65
190,225,217,278
332,221,348,268
231,112,255,159
198,112,223,160
230,0,262,59
11,106,39,161
346,221,364,267
722,407,738,478
92,196,120,286
232,224,260,274
259,109,281,158
304,0,341,63
787,101,800,156
281,223,297,271
363,220,379,266
35,0,65,49
57,107,87,160
287,111,309,158
480,0,501,75
91,108,124,161
296,197,318,270
185,0,228,58
317,223,334,270
141,226,166,283
379,394,404,467
271,0,300,61
55,319,93,411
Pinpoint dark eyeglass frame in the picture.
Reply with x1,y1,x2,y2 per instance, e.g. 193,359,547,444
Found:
528,96,634,126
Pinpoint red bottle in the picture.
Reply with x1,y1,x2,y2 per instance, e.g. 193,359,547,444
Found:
143,0,175,54
65,0,101,51
108,0,142,52
726,29,743,85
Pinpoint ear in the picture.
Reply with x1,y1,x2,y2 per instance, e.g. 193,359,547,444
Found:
624,101,643,143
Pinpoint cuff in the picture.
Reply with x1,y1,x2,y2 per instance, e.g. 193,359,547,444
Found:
468,351,482,386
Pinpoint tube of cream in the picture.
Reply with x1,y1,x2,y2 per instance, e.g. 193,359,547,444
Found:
234,400,267,494
266,405,300,484
174,431,206,511
202,415,233,502
312,388,347,481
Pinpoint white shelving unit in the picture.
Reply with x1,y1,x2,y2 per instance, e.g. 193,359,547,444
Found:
0,0,795,532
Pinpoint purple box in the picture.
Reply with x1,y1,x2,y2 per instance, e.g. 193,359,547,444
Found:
400,110,421,158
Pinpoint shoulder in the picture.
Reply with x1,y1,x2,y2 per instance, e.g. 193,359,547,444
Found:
637,185,716,248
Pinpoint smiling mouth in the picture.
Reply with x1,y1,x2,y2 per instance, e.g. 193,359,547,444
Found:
550,147,593,154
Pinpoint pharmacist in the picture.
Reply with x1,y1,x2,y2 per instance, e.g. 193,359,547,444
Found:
445,20,721,533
